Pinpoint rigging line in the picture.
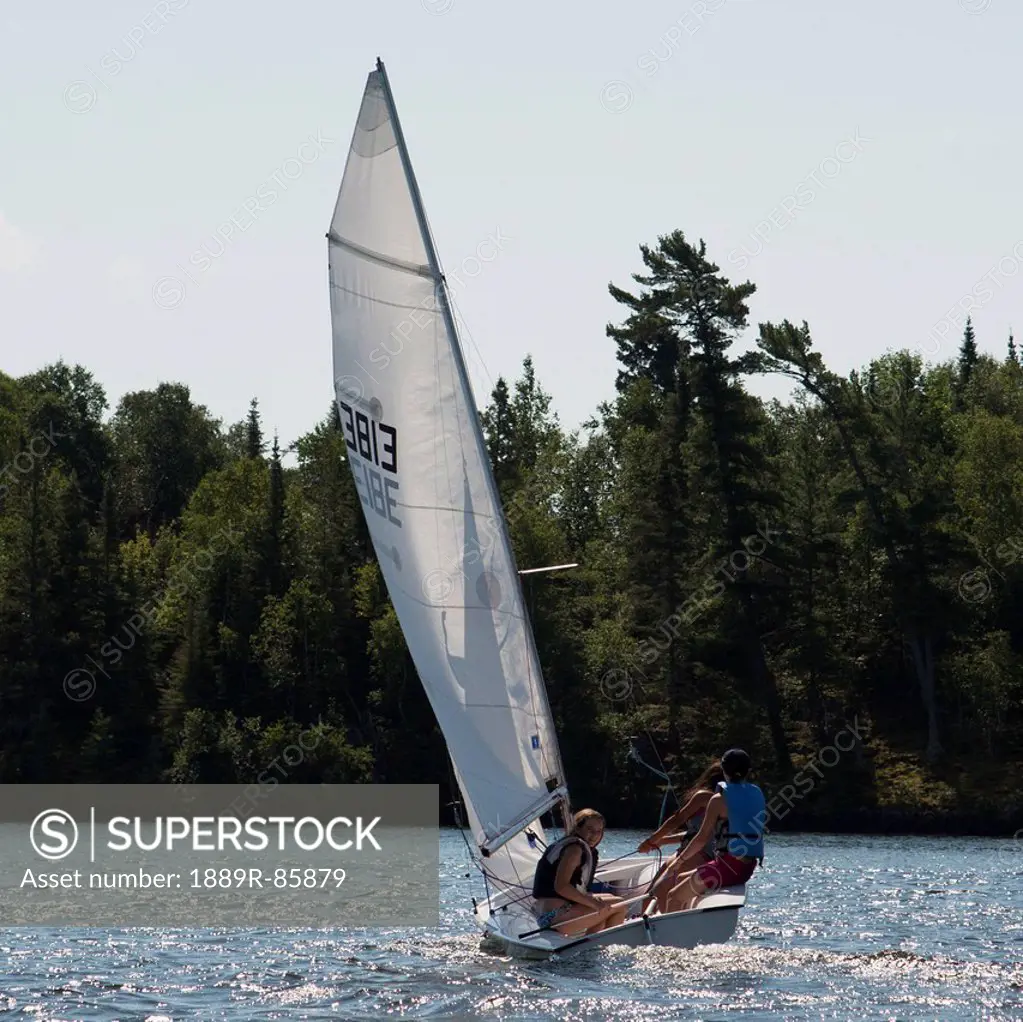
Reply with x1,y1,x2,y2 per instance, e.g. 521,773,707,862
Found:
443,274,497,398
627,743,672,781
473,857,655,900
617,694,683,824
399,161,494,408
480,860,538,907
456,846,536,903
627,742,678,824
447,764,487,910
413,224,557,799
447,761,541,906
445,286,558,789
596,848,649,869
452,797,499,907
475,870,537,909
453,291,567,797
640,724,683,815
470,821,665,898
613,653,686,813
465,830,542,898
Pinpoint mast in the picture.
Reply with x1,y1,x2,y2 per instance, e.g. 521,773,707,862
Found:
374,59,570,840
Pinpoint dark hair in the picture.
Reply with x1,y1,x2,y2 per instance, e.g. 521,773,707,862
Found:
721,748,752,780
684,759,725,801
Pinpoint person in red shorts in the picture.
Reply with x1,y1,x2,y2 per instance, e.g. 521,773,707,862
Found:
662,748,765,913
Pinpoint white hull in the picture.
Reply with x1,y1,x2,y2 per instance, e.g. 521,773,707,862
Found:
476,854,746,959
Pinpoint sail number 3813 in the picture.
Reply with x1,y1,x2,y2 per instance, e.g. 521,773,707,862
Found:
338,400,401,528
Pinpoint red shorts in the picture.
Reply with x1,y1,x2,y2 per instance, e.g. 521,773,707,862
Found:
697,852,756,891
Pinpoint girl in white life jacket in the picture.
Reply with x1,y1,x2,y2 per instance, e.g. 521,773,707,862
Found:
531,809,628,936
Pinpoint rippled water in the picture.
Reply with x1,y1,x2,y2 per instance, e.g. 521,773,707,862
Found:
1,832,1021,1021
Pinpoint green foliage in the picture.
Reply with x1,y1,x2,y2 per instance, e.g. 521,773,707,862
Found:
2,232,1021,828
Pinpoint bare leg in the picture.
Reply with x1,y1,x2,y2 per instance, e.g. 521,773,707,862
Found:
643,856,684,915
664,870,706,913
602,895,629,930
584,893,627,933
537,895,619,937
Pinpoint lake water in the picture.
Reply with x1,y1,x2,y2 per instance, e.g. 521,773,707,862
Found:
1,831,1020,1021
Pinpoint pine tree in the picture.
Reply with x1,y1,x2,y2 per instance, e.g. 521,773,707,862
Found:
608,299,684,396
481,359,559,496
480,378,516,490
264,433,286,598
510,355,557,475
756,325,958,763
958,317,978,387
10,249,1023,823
610,231,791,772
246,398,265,459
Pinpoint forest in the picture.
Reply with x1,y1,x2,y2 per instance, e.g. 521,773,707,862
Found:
1,231,1021,835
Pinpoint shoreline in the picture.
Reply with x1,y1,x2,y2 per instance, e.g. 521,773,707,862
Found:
439,811,1023,839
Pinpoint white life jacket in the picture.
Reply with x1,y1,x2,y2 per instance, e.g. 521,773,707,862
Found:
531,835,595,897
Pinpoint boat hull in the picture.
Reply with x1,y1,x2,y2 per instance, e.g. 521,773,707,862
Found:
477,854,746,959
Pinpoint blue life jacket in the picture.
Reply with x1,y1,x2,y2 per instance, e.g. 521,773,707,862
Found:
716,780,765,860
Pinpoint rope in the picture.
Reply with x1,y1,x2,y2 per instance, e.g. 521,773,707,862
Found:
447,759,493,911
627,736,683,826
466,835,666,907
627,742,674,825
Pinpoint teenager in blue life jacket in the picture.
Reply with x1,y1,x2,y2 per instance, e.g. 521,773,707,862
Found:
662,748,766,913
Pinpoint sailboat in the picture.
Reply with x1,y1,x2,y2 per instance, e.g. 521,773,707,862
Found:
326,59,747,958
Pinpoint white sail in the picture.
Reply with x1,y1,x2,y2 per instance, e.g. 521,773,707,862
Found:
327,62,567,886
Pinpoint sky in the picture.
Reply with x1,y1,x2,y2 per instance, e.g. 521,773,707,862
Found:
1,0,1019,448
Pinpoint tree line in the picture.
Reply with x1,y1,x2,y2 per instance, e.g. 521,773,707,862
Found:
1,230,1020,832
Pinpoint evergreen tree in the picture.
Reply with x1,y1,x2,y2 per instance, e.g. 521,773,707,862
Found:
510,355,558,475
959,317,979,389
480,378,516,491
263,433,286,598
606,297,680,395
481,358,558,495
611,231,791,772
756,326,961,763
246,398,265,459
6,245,1023,829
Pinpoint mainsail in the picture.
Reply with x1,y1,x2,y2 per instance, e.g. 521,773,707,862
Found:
327,60,567,889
